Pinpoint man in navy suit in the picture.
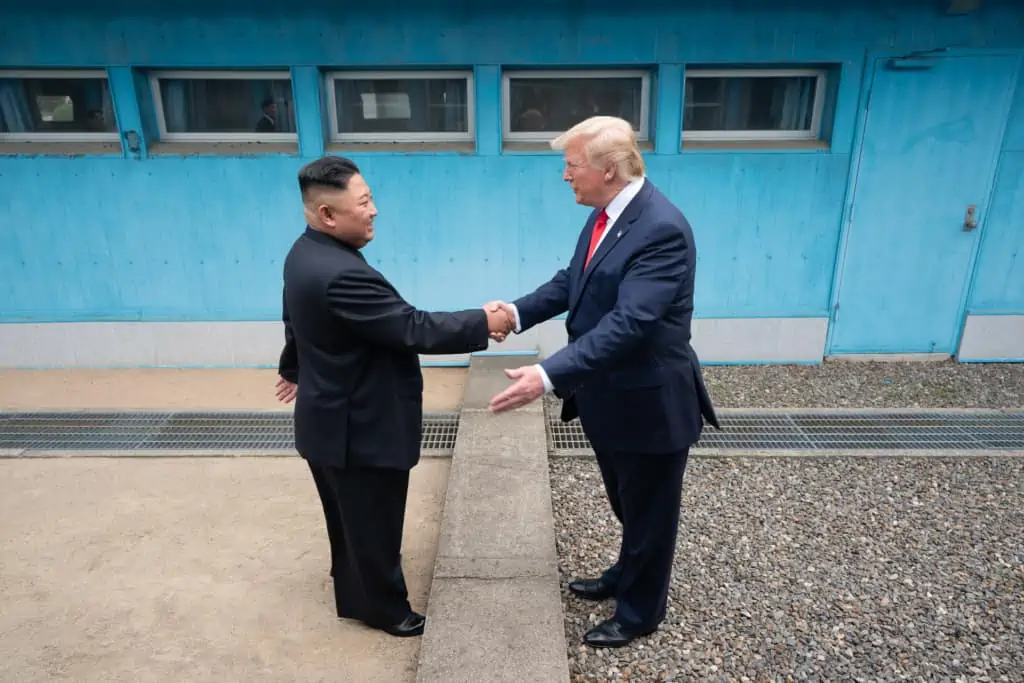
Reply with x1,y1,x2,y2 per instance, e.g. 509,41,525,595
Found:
488,116,719,648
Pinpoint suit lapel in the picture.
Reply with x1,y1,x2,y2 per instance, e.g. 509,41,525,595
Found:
569,211,599,287
567,183,652,322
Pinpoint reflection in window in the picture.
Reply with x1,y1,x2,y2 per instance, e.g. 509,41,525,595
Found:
683,70,825,140
505,71,649,141
329,74,472,142
153,72,296,139
0,73,116,137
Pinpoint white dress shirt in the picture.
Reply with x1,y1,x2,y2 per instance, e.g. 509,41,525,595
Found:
508,177,646,393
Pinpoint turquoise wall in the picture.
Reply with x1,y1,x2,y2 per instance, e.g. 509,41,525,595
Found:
1,0,1022,346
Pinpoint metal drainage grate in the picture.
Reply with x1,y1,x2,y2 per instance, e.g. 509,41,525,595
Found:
546,410,1024,453
0,412,460,454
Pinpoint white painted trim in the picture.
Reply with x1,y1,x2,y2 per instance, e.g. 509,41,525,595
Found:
828,353,950,362
957,314,1024,361
0,318,829,368
682,67,827,142
324,70,475,144
149,69,299,144
501,69,651,143
0,69,120,143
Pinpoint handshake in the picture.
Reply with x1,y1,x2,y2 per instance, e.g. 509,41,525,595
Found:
482,301,516,342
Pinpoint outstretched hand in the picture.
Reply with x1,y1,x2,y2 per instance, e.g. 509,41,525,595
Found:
489,365,545,413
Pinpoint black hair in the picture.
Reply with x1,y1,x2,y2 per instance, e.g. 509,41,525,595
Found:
261,96,275,108
298,156,361,198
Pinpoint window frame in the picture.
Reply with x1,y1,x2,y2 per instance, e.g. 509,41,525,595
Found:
501,68,651,144
324,70,476,144
0,69,120,143
682,68,828,142
149,69,299,143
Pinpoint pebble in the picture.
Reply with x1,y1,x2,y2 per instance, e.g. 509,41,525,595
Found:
551,456,1024,680
698,360,1024,409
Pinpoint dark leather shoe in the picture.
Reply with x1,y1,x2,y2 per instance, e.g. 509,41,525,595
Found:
583,619,655,648
373,611,426,638
568,577,616,601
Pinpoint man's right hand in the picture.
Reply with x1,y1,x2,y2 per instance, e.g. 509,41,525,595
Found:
483,302,515,342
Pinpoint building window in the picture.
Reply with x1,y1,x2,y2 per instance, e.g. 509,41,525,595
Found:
683,69,827,142
325,71,473,144
150,70,297,142
503,70,650,143
0,70,118,141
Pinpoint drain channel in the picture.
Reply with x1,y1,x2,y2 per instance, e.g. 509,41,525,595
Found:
546,410,1024,453
0,412,460,453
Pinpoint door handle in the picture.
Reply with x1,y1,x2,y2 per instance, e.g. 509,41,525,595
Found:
963,205,978,232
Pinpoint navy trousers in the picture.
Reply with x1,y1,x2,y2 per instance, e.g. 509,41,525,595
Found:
594,448,689,631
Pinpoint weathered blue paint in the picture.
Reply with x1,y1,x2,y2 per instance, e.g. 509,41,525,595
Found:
0,0,1023,365
655,64,684,156
828,52,1020,354
0,153,851,319
967,73,1024,315
291,66,326,159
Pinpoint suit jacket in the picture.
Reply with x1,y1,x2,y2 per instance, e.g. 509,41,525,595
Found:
513,180,718,455
279,227,490,470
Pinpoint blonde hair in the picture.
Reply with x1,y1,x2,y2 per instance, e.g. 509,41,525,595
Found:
550,116,645,181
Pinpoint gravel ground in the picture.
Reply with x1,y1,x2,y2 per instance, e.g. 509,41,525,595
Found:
552,457,1024,682
700,361,1024,409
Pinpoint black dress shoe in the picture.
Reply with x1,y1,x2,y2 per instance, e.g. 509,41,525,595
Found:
371,611,426,638
568,577,616,601
583,619,655,648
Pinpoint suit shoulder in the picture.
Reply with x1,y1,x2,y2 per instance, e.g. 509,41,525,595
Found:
644,185,693,235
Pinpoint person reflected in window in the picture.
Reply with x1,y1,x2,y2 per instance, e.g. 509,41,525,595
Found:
86,109,105,132
517,108,546,132
255,97,277,132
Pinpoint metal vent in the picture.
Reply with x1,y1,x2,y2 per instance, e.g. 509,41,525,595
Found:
0,412,460,454
546,410,1024,454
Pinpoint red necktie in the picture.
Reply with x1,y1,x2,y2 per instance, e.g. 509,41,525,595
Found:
584,210,609,269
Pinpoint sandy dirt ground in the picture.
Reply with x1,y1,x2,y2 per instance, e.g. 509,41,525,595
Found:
0,457,450,683
0,367,467,413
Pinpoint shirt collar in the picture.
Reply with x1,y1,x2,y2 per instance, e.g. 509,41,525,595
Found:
604,177,645,224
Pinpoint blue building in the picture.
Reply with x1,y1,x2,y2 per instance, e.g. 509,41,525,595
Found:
1,0,1022,368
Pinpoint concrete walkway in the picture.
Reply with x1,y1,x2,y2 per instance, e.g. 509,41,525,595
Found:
0,367,468,413
417,356,571,683
0,457,449,683
0,363,573,682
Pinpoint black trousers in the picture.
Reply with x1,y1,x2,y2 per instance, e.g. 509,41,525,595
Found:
594,448,689,631
307,461,412,626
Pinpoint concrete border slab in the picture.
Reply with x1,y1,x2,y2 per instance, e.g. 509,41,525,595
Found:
417,356,569,683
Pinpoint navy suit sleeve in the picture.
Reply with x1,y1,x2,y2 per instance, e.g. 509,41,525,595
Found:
539,222,687,391
278,289,299,382
326,269,490,355
512,267,571,331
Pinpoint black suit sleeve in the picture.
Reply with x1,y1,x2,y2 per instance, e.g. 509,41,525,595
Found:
326,269,490,355
278,289,299,382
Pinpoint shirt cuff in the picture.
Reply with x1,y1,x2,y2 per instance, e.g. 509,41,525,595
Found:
508,303,523,334
534,364,554,393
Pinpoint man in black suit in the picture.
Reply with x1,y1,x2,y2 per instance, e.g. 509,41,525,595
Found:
255,97,277,132
488,116,718,648
275,156,513,637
